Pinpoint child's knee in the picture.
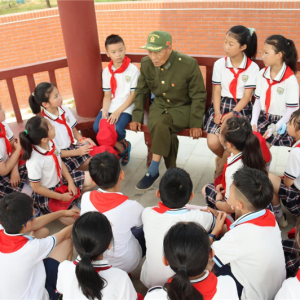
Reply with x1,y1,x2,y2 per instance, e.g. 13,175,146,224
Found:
207,136,221,151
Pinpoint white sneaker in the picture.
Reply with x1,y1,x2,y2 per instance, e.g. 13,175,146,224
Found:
278,214,288,228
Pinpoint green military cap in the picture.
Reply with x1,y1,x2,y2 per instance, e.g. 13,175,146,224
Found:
140,31,172,52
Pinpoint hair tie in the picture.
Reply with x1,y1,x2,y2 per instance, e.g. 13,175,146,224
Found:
248,27,255,36
32,92,35,97
177,265,187,274
24,129,28,136
83,253,91,259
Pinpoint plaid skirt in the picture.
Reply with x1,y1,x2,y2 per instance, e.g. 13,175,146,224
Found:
282,238,300,278
32,170,85,214
257,111,294,146
204,97,253,135
0,164,28,198
62,144,90,173
205,182,274,212
279,178,300,216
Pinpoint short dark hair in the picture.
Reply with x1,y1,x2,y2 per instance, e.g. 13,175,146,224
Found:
89,152,120,189
289,109,300,131
159,168,193,209
0,192,33,234
105,34,124,49
232,166,273,211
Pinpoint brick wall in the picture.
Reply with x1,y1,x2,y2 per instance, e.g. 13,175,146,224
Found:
1,0,300,113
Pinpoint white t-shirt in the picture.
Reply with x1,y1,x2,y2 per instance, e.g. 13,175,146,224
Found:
254,63,299,116
284,140,300,190
144,271,238,300
42,105,77,150
275,271,300,300
26,140,62,188
0,121,14,163
57,259,137,300
212,209,286,300
212,54,259,99
102,63,139,115
0,228,56,300
141,205,215,288
80,189,144,273
225,152,243,199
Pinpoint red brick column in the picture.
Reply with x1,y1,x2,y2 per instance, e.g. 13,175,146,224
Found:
57,0,102,118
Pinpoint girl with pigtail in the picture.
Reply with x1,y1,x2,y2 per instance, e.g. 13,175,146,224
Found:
56,212,138,300
144,222,239,300
29,82,96,173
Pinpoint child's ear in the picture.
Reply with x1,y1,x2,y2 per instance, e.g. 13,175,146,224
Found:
42,102,50,109
189,192,194,201
105,50,110,58
156,190,161,199
41,137,48,144
209,248,215,259
240,44,247,52
236,200,244,211
107,243,112,250
162,255,169,266
119,170,125,182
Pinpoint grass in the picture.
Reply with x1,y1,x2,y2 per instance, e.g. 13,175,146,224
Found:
0,0,137,16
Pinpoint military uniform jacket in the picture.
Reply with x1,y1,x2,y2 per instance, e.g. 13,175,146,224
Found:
132,51,207,129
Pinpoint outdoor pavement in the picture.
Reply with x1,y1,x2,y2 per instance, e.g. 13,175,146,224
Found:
46,130,294,295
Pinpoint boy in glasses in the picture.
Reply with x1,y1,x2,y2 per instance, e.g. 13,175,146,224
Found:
0,192,79,300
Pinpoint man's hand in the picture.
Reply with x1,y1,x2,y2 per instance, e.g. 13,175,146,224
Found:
189,128,202,139
129,122,142,132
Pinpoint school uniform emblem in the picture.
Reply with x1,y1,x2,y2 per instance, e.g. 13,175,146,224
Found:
277,87,284,95
242,75,249,82
125,76,131,83
54,149,59,156
66,116,70,123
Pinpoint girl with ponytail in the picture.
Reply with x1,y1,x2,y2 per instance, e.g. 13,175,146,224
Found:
203,117,272,215
29,82,95,173
56,211,138,300
204,25,260,176
251,35,299,147
144,222,238,300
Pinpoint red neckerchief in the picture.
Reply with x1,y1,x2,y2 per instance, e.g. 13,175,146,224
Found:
90,190,129,213
226,57,252,103
168,271,217,300
0,122,12,157
236,209,276,227
108,56,131,100
0,230,29,253
73,260,112,273
33,141,61,183
152,202,172,214
264,65,294,118
296,269,300,282
42,108,74,145
220,154,242,192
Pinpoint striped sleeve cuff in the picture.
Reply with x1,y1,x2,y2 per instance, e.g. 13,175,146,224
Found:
254,94,260,99
45,236,57,258
245,85,256,89
212,81,221,85
29,178,41,183
284,172,297,180
286,103,299,107
9,135,14,142
209,213,216,233
71,121,78,129
103,88,111,91
213,255,225,268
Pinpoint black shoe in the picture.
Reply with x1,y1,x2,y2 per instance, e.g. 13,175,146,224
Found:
136,172,159,190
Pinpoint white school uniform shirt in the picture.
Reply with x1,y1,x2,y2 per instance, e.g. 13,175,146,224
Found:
284,140,300,190
80,188,144,273
42,105,77,150
0,226,56,300
102,63,140,115
224,152,243,199
275,270,300,300
212,54,259,98
26,140,62,188
212,209,286,300
141,205,215,288
144,271,239,300
0,121,14,163
254,63,299,116
57,259,137,300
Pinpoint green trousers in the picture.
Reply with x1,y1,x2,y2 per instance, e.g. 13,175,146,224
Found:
147,112,186,169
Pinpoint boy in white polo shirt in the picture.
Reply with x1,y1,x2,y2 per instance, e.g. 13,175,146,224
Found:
0,192,77,300
93,34,140,166
141,168,216,288
80,152,145,273
209,166,285,300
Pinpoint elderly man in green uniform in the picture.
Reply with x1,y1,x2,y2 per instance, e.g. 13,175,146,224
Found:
130,31,206,190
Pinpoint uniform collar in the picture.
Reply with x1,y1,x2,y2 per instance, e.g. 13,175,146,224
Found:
227,152,242,164
225,53,247,69
190,270,210,283
230,209,266,229
263,63,287,81
97,187,123,196
292,140,300,149
42,106,64,121
33,140,54,154
74,257,112,271
161,50,177,71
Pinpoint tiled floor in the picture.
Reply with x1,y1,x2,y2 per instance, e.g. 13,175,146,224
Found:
47,130,294,296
